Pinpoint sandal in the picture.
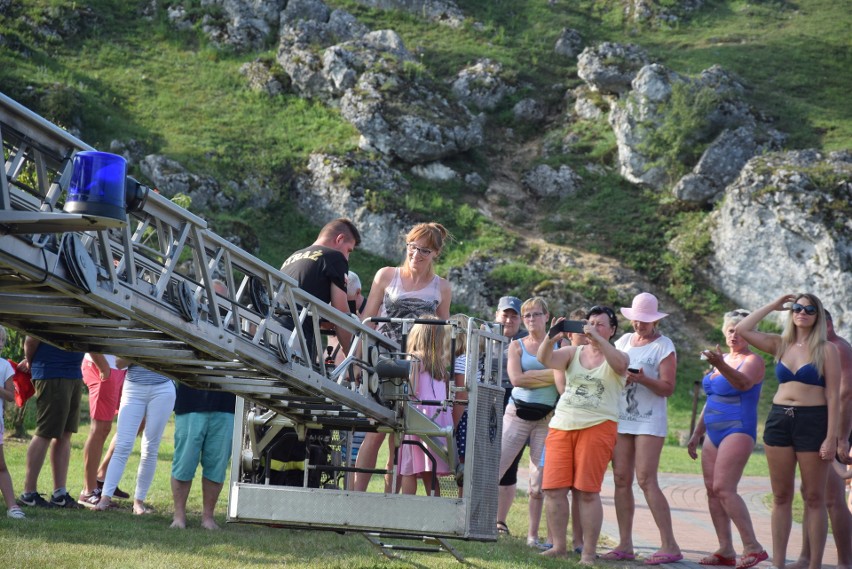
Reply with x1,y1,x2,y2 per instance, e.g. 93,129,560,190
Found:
496,521,510,536
699,553,736,566
736,550,768,569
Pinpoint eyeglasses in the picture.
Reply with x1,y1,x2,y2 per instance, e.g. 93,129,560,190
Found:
522,312,545,320
406,243,434,256
791,303,817,316
725,310,750,318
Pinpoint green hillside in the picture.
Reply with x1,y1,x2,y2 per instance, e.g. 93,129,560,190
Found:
1,0,849,431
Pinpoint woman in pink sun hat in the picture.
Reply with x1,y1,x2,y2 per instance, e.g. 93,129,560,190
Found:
602,292,683,565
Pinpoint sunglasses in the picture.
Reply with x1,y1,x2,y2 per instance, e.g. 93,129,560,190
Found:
588,305,618,326
725,310,750,318
791,303,817,316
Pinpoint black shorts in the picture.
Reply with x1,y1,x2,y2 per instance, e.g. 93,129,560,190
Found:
763,404,827,452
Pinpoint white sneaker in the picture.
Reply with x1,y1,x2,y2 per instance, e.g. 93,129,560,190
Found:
7,506,26,519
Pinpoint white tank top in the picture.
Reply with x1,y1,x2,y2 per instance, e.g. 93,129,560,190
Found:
378,268,442,343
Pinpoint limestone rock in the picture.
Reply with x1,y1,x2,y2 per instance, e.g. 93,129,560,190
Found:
554,28,584,59
351,0,465,27
577,42,650,94
341,70,485,163
707,150,852,338
411,162,458,181
291,153,415,260
140,155,231,211
239,59,289,95
451,59,517,112
199,0,287,50
672,126,756,202
513,98,546,124
523,164,582,198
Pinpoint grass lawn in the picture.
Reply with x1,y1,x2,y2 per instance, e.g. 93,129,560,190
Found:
0,409,584,568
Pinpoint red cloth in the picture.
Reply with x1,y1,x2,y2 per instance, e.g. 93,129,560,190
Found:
9,359,34,407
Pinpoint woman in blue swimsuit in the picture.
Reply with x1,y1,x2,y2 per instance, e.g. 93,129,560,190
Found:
687,310,767,568
736,293,842,569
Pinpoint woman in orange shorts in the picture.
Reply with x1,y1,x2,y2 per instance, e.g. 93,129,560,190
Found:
536,306,629,565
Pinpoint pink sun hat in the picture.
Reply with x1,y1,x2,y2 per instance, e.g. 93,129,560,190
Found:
620,292,668,322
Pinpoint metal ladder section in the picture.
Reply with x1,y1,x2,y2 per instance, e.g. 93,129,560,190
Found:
0,90,405,429
1,92,508,549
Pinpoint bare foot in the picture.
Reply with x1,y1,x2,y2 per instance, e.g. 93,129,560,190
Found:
784,560,807,569
170,518,186,529
132,500,153,515
95,495,112,511
201,518,220,530
540,548,568,558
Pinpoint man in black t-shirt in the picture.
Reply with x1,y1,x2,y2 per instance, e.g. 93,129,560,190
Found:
280,218,361,363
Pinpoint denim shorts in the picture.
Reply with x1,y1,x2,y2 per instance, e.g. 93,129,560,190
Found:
763,404,827,452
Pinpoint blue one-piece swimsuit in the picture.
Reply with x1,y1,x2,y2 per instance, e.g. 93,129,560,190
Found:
702,361,762,447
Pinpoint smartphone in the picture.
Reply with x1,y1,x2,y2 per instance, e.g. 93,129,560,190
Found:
627,366,640,373
549,320,586,336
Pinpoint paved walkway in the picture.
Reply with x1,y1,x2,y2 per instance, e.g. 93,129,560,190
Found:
517,469,840,568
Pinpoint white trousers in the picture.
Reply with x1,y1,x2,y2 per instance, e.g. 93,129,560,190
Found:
102,379,176,500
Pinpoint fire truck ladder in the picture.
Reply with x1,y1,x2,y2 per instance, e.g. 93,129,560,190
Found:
0,92,506,551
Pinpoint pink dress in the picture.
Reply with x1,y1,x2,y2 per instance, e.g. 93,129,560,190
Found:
398,370,452,476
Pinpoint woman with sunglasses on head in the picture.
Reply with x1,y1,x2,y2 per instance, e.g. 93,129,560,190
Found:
537,305,629,565
501,297,559,549
606,292,683,565
352,222,452,493
735,293,842,569
687,310,768,568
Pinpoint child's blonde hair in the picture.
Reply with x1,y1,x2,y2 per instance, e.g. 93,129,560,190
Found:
408,316,449,380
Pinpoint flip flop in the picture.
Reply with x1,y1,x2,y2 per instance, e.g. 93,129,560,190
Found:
699,553,737,566
644,552,684,565
600,550,636,561
496,521,510,536
736,550,768,569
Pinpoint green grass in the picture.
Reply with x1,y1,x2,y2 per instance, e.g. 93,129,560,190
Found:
0,416,594,568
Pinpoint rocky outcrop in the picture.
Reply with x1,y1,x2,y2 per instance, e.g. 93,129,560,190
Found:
523,164,582,198
707,150,852,338
197,0,287,50
351,0,465,27
291,153,415,259
577,42,650,95
451,59,517,112
607,63,783,197
513,98,546,124
139,155,275,212
607,63,681,190
671,126,755,202
447,254,498,315
276,23,390,101
554,28,584,59
623,0,705,26
340,70,485,163
275,4,484,163
239,58,289,95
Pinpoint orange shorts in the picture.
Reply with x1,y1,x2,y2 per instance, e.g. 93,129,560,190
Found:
542,421,617,493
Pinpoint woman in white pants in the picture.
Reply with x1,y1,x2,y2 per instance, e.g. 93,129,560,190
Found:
96,361,175,514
